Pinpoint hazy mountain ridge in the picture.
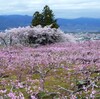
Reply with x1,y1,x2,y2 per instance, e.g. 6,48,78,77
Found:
0,15,32,31
0,15,100,32
58,18,100,32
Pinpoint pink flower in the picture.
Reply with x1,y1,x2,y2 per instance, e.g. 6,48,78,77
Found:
7,92,16,99
31,95,37,99
0,89,7,93
18,82,24,88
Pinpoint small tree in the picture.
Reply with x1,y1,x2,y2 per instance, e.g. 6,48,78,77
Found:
31,5,59,29
31,11,43,26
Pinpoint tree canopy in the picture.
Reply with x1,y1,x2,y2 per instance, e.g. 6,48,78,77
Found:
31,11,43,26
31,5,59,29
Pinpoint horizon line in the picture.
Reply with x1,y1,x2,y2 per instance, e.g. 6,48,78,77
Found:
0,14,100,19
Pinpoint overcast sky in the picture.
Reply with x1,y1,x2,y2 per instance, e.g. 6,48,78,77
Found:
0,0,100,18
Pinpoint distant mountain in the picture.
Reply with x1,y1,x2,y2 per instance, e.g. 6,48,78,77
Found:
0,15,32,31
0,15,100,32
58,18,100,32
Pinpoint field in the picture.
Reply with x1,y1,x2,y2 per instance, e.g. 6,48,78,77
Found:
0,41,100,99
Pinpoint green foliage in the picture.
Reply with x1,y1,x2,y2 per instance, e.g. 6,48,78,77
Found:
31,5,59,29
31,11,43,26
36,91,58,99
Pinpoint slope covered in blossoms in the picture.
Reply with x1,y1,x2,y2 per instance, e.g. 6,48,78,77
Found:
0,41,100,98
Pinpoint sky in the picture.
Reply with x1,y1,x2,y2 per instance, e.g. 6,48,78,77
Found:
0,0,100,18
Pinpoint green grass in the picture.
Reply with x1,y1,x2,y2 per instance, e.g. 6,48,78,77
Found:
0,65,100,98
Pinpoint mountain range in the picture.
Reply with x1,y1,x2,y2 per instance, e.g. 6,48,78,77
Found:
0,15,100,32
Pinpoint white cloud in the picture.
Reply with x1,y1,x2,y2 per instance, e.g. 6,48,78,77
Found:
0,0,100,18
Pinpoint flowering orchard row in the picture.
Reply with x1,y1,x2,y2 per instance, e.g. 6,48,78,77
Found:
0,41,100,98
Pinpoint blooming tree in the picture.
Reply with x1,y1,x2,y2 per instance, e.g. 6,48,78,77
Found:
0,25,76,46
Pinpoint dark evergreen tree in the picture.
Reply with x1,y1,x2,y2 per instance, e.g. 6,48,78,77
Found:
51,19,59,29
31,11,42,26
42,5,59,28
31,5,59,29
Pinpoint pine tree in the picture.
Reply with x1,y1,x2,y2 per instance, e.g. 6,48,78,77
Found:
31,5,59,29
42,5,59,28
31,11,42,26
